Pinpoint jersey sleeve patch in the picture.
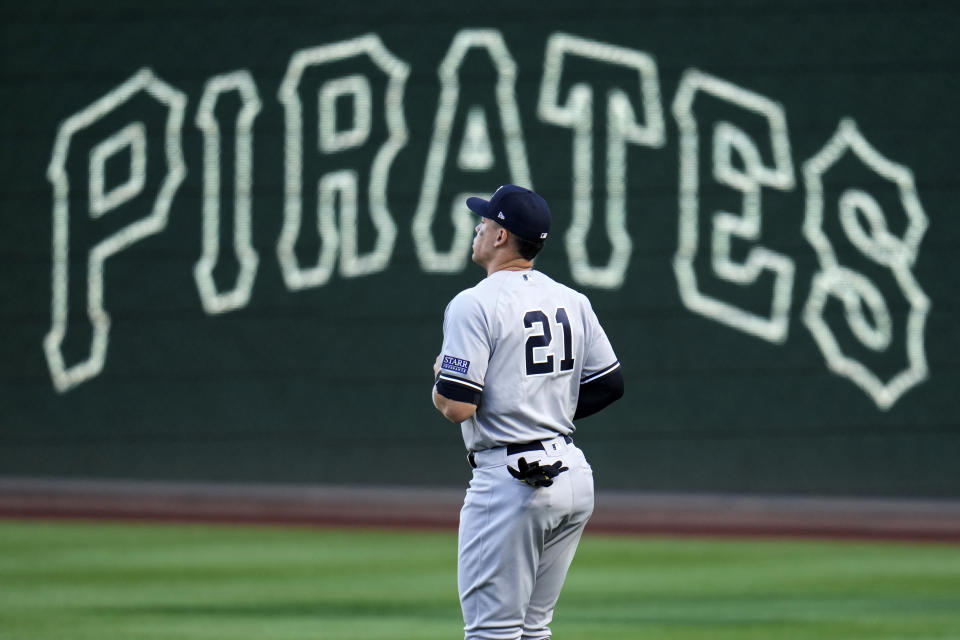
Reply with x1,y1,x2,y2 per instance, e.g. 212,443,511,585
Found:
441,355,471,375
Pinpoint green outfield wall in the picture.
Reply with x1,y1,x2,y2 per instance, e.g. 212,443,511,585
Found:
1,0,958,496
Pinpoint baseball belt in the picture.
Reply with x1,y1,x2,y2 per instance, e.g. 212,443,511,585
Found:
468,435,573,469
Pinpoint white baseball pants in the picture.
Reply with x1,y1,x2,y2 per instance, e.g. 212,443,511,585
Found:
458,436,595,640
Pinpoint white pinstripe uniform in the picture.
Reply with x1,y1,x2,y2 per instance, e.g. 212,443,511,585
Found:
437,268,619,640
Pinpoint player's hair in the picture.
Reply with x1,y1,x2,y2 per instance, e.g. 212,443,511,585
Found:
513,234,545,261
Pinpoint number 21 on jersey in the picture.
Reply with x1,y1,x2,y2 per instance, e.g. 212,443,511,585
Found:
523,308,574,376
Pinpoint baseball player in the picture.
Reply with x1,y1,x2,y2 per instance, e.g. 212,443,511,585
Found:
431,185,624,640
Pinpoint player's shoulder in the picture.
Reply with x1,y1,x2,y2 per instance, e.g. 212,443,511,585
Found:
457,271,515,302
534,270,592,305
446,279,495,317
455,276,498,302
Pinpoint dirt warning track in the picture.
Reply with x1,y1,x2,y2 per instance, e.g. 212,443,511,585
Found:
2,478,959,543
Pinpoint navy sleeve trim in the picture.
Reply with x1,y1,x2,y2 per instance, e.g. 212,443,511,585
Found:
436,372,484,392
436,377,482,405
581,361,620,384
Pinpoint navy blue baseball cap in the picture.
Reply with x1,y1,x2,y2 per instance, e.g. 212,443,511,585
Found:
466,185,551,243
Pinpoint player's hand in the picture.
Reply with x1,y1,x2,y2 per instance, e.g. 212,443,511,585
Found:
507,457,568,488
433,354,443,378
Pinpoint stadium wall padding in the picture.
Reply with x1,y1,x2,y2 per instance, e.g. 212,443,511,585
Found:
1,0,958,496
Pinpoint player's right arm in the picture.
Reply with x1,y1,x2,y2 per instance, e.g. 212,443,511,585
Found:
432,291,490,423
432,354,478,423
433,389,478,423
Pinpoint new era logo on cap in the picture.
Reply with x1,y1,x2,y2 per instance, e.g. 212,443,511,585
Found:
465,185,552,243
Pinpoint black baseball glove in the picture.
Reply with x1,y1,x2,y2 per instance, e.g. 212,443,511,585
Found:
507,457,569,488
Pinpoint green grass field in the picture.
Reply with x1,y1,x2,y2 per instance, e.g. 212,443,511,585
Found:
1,520,958,640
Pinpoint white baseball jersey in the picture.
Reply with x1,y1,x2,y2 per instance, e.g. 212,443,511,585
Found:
437,269,619,452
